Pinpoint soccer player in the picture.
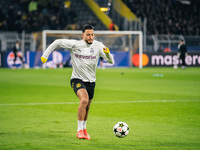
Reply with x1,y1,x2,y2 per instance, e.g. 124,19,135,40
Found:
13,41,24,68
41,24,114,140
177,39,187,69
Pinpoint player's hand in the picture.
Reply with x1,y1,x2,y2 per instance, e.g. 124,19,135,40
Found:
41,56,47,64
177,52,180,58
103,47,110,54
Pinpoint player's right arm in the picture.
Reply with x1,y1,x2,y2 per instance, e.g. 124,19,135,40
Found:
41,39,60,63
177,44,181,58
41,39,75,63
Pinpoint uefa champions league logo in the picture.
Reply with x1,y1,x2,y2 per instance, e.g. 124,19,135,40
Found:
7,51,24,69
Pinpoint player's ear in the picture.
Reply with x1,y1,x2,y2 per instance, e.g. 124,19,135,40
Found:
82,33,84,38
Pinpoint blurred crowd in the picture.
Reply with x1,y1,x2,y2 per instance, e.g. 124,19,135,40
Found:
0,0,78,32
123,0,200,35
0,0,199,35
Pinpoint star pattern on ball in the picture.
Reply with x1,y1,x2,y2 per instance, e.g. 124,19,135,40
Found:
121,130,126,136
114,128,118,133
119,123,124,127
113,122,129,138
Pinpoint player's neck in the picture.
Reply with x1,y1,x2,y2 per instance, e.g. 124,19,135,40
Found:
83,39,93,47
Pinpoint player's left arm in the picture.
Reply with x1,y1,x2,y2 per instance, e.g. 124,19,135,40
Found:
101,47,115,64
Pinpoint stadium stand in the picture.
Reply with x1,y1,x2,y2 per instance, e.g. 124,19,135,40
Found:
0,0,106,32
122,0,200,35
0,0,199,35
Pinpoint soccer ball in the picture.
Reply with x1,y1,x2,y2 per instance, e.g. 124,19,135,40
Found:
113,122,129,138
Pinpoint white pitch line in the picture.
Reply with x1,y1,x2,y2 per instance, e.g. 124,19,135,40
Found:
0,100,199,106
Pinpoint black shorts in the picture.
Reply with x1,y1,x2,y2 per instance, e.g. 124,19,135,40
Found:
70,78,96,100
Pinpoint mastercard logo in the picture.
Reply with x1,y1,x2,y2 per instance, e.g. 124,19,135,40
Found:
132,53,149,67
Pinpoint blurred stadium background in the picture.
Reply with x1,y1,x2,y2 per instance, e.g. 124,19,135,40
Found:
0,0,200,68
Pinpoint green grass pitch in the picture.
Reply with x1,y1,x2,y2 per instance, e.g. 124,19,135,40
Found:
0,67,200,150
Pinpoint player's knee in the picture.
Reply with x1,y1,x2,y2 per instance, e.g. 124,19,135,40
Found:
86,104,90,110
80,98,89,106
86,101,92,110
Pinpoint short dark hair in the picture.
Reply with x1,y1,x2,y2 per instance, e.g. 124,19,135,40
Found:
82,24,94,33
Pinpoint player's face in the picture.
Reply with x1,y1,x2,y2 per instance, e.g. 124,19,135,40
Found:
82,29,94,44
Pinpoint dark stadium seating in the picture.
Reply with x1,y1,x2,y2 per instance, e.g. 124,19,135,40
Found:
0,0,106,32
123,0,200,35
0,0,199,35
